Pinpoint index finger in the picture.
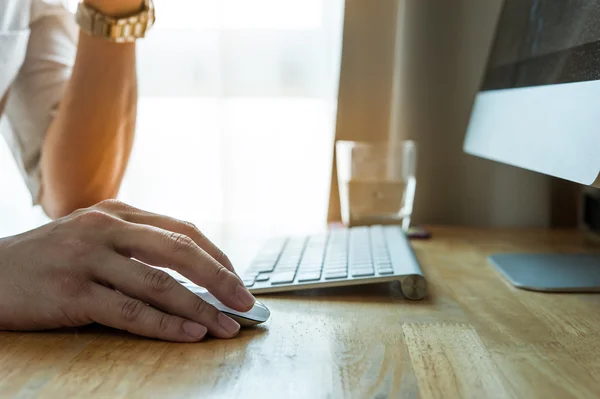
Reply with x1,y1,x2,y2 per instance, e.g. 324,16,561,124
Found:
96,201,236,274
107,222,255,312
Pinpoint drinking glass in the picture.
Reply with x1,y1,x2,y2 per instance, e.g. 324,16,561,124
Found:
336,140,417,230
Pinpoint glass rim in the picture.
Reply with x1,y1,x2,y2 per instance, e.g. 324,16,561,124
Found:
335,139,417,148
335,140,417,154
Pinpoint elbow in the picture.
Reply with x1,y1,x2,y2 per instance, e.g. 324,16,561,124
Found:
38,148,130,219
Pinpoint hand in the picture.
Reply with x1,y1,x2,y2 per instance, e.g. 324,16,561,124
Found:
0,200,255,342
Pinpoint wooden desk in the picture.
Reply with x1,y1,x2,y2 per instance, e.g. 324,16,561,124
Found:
1,227,600,398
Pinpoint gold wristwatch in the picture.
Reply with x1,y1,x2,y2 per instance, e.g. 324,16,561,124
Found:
76,0,156,43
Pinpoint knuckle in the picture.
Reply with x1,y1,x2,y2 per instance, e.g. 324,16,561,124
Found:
96,199,139,216
213,265,231,285
166,232,196,254
121,299,146,323
143,268,176,294
96,199,126,210
157,314,173,335
193,298,213,317
181,221,206,240
69,207,89,219
215,249,231,267
74,210,115,228
182,221,201,235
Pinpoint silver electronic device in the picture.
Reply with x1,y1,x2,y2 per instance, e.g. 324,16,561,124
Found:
241,225,427,300
464,0,600,291
183,283,270,327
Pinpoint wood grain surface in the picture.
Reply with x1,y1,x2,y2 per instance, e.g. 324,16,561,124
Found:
1,227,600,398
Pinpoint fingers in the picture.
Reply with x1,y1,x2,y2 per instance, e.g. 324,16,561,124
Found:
95,201,236,274
85,283,208,343
108,222,255,312
93,256,240,339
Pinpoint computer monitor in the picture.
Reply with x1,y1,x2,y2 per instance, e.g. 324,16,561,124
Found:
463,0,600,292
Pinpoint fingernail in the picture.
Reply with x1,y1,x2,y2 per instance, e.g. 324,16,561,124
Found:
236,285,256,308
183,321,208,339
218,313,240,335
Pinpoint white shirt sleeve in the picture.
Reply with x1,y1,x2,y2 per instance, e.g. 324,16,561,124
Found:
2,0,77,204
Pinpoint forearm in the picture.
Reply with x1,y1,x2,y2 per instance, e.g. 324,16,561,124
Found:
40,0,142,219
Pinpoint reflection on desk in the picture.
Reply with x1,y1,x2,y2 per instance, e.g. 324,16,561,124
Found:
1,227,599,398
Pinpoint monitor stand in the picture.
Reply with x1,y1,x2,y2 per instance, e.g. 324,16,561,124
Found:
489,253,600,292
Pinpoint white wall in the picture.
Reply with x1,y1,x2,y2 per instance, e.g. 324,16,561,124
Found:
394,0,552,227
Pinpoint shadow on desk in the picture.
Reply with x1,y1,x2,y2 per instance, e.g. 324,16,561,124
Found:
261,281,435,306
0,321,268,346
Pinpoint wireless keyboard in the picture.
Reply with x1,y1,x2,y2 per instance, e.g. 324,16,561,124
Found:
241,225,427,300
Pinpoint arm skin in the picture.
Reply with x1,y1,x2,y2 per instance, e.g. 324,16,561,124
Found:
40,0,145,219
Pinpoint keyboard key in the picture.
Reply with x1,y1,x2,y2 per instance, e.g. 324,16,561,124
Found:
325,271,348,279
351,261,373,268
249,261,276,273
299,263,322,270
243,270,260,280
352,269,375,277
376,260,392,266
250,260,275,267
352,265,373,271
324,260,347,268
277,264,298,271
324,267,347,273
278,259,300,266
301,256,322,262
351,265,374,272
378,268,394,275
350,269,375,277
299,260,321,266
298,265,323,271
323,265,348,270
270,272,297,285
299,269,322,275
243,279,255,287
255,273,270,282
351,259,371,265
297,273,322,282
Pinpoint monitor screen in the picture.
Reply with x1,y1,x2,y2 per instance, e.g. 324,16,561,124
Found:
464,0,600,187
482,0,600,91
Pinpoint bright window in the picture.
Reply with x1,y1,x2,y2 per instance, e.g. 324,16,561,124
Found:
0,0,344,235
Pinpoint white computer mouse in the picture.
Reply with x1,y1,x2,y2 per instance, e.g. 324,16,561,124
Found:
182,283,270,327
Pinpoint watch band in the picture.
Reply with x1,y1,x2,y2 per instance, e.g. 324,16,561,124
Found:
76,0,156,43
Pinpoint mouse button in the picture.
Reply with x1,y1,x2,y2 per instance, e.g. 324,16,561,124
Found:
253,299,270,311
187,289,227,309
196,294,225,308
251,302,271,319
